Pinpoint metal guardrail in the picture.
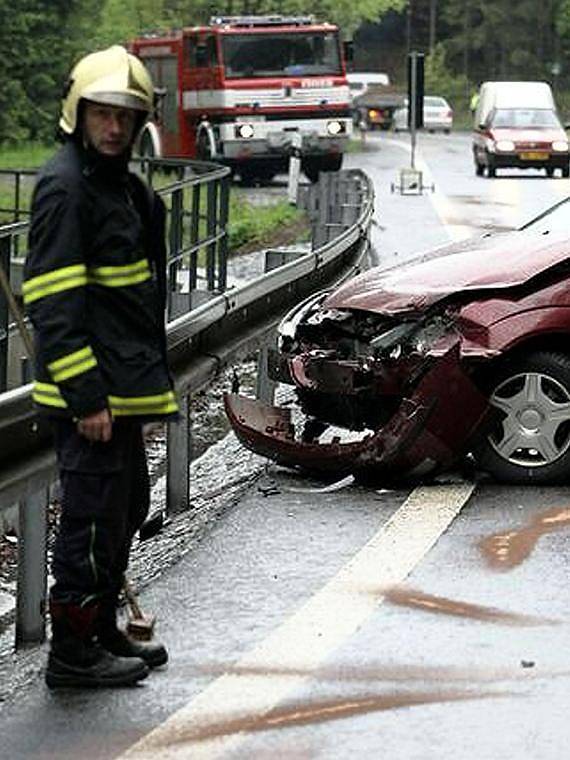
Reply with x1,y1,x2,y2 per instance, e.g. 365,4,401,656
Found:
0,164,373,647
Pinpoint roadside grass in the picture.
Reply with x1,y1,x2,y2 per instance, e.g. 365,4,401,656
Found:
227,187,303,251
0,142,56,170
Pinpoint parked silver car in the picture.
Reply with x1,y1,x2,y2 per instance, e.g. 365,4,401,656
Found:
393,96,453,133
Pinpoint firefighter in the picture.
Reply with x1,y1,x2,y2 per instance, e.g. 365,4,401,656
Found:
23,46,178,688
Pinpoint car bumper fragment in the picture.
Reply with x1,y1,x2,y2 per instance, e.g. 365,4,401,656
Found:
225,347,489,480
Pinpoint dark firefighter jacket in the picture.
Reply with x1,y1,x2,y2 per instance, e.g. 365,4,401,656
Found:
23,139,178,421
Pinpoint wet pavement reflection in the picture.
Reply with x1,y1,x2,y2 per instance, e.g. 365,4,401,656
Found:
479,506,570,571
151,689,503,747
381,585,559,626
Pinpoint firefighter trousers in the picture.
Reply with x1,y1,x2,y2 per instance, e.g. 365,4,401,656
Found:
49,419,150,606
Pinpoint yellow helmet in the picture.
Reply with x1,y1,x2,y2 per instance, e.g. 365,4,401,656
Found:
60,45,154,134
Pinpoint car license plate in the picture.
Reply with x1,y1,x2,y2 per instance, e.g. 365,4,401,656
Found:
519,151,549,160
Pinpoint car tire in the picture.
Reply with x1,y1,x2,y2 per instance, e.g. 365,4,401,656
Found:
475,163,484,176
487,163,496,178
475,351,570,484
546,167,555,178
562,166,570,178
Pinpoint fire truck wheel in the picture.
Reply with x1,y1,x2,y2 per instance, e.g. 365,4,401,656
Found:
197,132,213,162
239,168,257,186
139,131,156,159
302,155,343,183
239,165,277,186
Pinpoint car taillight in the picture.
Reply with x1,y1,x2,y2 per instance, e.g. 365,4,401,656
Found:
446,110,453,118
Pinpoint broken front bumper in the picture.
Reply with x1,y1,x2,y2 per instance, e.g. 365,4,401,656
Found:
225,348,489,480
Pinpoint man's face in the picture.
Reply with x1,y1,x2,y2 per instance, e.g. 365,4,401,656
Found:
83,102,137,157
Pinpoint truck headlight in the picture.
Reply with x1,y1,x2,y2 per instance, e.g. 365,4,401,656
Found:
552,141,569,152
235,123,255,139
495,140,515,152
326,120,345,135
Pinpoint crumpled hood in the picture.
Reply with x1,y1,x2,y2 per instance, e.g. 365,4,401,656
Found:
324,229,570,315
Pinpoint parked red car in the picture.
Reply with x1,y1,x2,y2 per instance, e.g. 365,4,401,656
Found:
226,198,570,484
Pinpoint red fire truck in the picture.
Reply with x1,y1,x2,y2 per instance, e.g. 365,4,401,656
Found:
130,15,352,182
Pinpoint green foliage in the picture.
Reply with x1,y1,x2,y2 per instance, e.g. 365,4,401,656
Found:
424,43,470,117
440,0,560,84
0,1,103,146
228,192,301,250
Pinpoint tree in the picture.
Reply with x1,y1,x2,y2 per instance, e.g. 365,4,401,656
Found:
0,1,102,144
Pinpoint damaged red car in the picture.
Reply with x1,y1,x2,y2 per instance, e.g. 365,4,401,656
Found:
226,198,570,484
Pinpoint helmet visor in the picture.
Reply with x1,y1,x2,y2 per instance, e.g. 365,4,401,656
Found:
83,91,150,112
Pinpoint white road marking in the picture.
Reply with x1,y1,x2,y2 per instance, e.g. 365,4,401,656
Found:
385,136,473,242
121,483,475,759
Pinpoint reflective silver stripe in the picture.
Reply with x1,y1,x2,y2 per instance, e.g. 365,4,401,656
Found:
22,264,88,305
48,346,98,383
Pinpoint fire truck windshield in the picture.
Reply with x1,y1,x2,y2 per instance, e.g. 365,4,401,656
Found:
221,32,342,78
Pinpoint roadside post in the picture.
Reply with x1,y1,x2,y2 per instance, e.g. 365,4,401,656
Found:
287,132,302,205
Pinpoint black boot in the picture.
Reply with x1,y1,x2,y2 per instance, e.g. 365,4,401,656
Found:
46,601,149,689
96,599,168,668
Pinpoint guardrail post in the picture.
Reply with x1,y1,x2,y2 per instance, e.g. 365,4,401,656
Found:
287,133,302,205
206,181,218,292
341,174,359,230
166,391,190,515
217,177,229,292
0,236,10,392
189,183,201,302
16,487,48,647
256,333,277,405
168,187,184,318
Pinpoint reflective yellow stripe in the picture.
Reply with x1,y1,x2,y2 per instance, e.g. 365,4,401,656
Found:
88,259,151,288
32,383,177,416
32,382,67,408
23,264,88,305
52,358,97,382
48,346,98,383
109,391,178,416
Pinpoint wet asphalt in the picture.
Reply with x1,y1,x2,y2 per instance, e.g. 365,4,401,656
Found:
2,132,570,759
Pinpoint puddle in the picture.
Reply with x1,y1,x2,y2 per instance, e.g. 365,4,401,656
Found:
381,586,558,627
479,506,570,571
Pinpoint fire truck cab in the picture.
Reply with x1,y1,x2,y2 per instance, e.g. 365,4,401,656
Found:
130,15,352,182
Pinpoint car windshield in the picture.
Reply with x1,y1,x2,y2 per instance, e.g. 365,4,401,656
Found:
490,109,562,128
401,96,447,109
221,31,342,78
424,97,447,108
